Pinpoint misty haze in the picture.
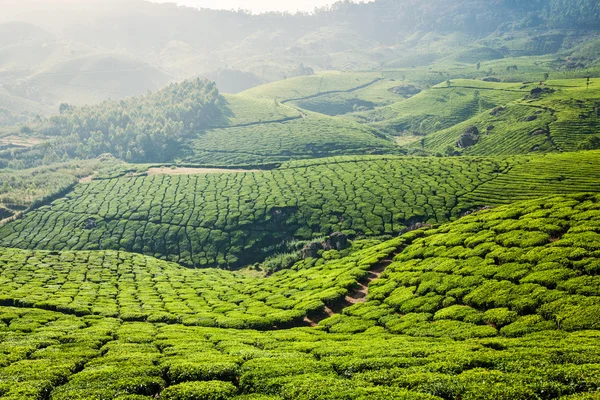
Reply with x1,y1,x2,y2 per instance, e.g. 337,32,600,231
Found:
0,0,599,399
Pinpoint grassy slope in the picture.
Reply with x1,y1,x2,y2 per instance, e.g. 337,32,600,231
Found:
291,79,409,116
1,152,599,268
218,94,301,127
240,71,383,101
183,88,398,166
348,79,530,135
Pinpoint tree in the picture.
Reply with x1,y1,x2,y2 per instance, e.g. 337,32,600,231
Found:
59,103,72,114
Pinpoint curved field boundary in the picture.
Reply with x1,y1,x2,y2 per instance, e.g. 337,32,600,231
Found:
148,167,263,175
280,78,384,104
207,115,303,130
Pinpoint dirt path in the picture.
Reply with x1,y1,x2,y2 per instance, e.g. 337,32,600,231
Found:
148,167,262,175
302,251,400,327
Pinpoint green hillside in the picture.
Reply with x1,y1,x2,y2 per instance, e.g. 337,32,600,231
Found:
182,110,396,165
1,152,599,268
0,194,598,399
0,237,399,328
240,72,383,102
1,2,600,399
418,78,600,155
322,193,600,338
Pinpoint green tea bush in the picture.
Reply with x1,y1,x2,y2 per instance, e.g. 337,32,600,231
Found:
160,381,237,400
323,194,600,338
4,152,600,269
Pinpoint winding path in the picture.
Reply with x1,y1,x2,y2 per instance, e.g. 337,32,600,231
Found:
302,250,401,327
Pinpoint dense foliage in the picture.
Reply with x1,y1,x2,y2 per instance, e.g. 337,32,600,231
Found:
42,79,223,163
0,306,597,400
0,194,598,399
2,153,599,268
322,193,600,338
0,238,401,329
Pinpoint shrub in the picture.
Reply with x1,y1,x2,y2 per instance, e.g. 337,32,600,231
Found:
160,381,237,400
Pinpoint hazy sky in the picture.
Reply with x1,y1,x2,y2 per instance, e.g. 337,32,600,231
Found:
150,0,372,13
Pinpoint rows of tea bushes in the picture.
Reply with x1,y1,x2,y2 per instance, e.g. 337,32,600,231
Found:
464,152,600,205
0,156,506,267
419,79,600,155
421,103,557,155
183,111,396,165
349,80,528,136
321,193,600,340
240,72,383,102
0,157,120,216
0,307,119,399
0,238,403,328
0,306,598,400
2,153,600,268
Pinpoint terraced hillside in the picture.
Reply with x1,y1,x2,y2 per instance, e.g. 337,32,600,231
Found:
178,73,399,165
349,80,530,136
419,79,600,155
183,110,396,165
1,152,599,268
0,194,598,399
322,193,600,338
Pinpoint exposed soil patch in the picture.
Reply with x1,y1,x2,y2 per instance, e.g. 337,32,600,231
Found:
148,167,262,175
78,175,95,184
0,136,45,148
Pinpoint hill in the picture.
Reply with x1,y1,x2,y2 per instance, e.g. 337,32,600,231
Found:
32,78,223,163
6,53,171,107
0,194,597,399
1,151,599,269
0,22,91,75
0,0,599,126
322,193,600,338
416,78,600,155
181,109,396,165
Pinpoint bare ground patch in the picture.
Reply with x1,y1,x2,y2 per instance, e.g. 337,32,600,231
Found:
148,167,262,175
0,136,46,148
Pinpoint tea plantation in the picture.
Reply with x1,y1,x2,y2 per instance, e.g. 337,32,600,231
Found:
0,237,403,328
0,194,598,399
182,111,396,165
321,193,600,338
419,79,600,155
1,152,599,268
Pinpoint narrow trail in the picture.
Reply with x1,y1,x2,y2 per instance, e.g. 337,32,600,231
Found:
302,251,400,327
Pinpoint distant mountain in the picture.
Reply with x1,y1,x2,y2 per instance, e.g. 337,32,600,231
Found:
0,0,599,124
